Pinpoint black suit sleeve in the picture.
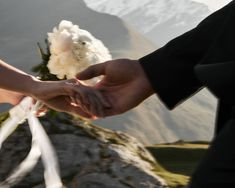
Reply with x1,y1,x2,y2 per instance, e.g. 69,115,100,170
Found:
139,1,235,109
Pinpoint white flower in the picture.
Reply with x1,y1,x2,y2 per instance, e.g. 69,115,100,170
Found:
47,20,112,84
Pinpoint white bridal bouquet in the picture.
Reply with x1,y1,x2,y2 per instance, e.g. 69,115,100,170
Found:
47,20,111,82
0,20,112,188
35,20,111,85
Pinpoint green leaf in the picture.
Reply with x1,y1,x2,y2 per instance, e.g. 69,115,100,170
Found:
0,112,10,126
37,42,45,58
31,64,42,73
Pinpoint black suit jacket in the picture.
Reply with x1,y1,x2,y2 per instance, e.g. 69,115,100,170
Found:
139,1,235,134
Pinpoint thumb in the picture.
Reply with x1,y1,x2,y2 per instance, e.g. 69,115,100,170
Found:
77,62,107,80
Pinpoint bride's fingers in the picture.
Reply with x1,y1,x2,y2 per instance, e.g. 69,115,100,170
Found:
70,94,101,119
69,91,92,116
87,93,104,118
77,88,91,109
96,98,105,118
91,91,106,117
74,93,90,114
36,106,48,117
73,94,82,107
66,84,89,111
72,93,104,118
70,83,106,117
92,89,111,108
44,96,93,118
94,96,104,118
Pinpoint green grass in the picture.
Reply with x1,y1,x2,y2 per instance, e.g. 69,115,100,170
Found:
0,112,9,125
146,141,209,187
152,168,190,188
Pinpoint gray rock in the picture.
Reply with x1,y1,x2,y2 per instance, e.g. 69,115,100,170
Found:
0,113,168,188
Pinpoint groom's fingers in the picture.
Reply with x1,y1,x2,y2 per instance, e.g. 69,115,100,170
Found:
76,62,107,80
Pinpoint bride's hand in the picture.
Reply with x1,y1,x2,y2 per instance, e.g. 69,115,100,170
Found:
29,79,78,101
43,95,95,119
0,88,24,105
68,82,111,118
30,79,110,118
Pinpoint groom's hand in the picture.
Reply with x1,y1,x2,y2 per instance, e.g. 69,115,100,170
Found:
77,59,154,117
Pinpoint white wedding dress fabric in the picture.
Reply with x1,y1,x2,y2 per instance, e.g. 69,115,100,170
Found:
0,97,63,188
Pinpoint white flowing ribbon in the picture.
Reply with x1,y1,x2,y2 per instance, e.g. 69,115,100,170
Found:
0,97,63,188
0,141,41,188
0,97,32,149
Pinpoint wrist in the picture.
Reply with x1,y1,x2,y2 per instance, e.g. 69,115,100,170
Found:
135,60,155,97
0,88,24,105
22,75,42,97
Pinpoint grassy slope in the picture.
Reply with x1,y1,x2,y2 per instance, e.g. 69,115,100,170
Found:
146,141,209,187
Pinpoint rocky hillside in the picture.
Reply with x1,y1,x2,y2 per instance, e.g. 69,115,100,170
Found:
0,112,188,188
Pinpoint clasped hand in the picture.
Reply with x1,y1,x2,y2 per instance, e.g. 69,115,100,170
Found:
0,59,154,119
29,78,111,119
0,78,110,119
37,59,154,119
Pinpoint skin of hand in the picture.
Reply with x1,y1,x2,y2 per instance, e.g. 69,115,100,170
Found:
0,88,24,105
0,88,47,117
0,59,110,117
43,95,94,118
29,79,110,118
0,82,96,119
70,83,111,118
76,59,155,117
